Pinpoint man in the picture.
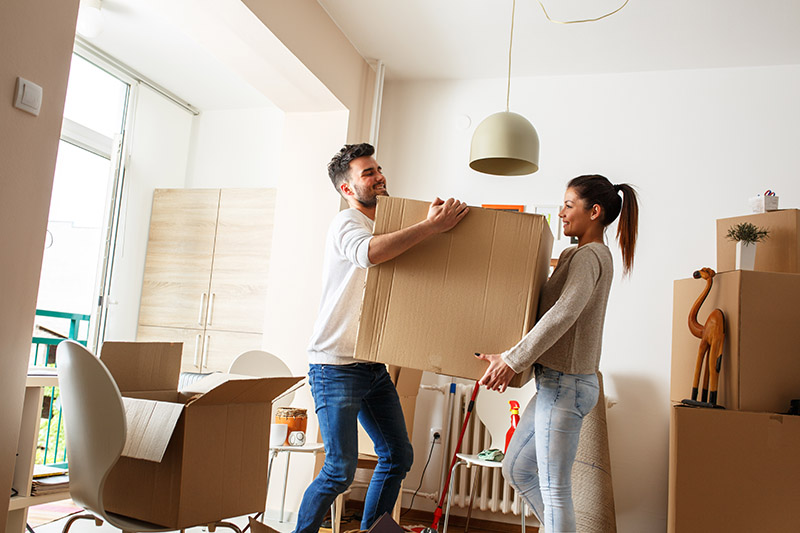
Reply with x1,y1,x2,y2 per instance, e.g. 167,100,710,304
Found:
295,143,468,532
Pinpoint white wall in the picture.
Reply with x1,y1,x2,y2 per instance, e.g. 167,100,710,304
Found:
103,87,291,341
377,64,800,532
185,106,284,189
102,84,194,341
260,110,350,517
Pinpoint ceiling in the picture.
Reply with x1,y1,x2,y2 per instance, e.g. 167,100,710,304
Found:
81,0,800,111
83,0,275,111
317,0,800,80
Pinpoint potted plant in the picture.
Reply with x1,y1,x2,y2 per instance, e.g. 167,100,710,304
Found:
725,221,769,270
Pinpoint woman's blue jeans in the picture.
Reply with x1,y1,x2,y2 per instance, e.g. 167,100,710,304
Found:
502,365,600,533
293,363,413,533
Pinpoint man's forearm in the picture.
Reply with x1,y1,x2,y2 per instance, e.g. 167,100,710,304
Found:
367,220,435,265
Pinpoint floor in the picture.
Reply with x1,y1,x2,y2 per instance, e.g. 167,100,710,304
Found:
26,499,535,533
27,501,293,533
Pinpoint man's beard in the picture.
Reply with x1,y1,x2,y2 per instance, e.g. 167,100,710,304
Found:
353,186,389,208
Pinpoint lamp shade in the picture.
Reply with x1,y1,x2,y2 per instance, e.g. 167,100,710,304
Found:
469,111,539,176
77,0,103,38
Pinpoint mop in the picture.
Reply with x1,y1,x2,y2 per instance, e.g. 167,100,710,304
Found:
421,381,481,533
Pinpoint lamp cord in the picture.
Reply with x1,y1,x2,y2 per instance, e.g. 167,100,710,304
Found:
506,0,516,113
505,0,630,112
537,0,631,25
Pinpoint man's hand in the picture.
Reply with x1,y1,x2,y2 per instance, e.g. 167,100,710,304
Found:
475,352,517,393
368,197,469,265
426,197,469,234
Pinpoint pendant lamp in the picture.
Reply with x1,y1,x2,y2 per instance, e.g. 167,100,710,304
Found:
77,0,104,38
470,0,539,176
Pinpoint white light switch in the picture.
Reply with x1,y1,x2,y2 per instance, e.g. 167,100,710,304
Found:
14,77,43,116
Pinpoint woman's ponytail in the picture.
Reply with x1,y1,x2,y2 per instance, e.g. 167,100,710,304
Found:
614,183,638,275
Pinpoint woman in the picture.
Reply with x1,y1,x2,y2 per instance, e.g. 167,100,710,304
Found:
475,175,638,533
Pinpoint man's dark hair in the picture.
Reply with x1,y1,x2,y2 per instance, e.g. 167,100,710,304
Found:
327,143,375,193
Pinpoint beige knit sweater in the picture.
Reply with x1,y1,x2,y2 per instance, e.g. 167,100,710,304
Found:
502,242,613,375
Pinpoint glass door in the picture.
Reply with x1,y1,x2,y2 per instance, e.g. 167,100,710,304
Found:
35,52,131,352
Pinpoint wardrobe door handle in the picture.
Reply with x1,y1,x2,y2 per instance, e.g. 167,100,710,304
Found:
202,335,210,369
193,334,202,368
207,293,216,326
198,293,207,325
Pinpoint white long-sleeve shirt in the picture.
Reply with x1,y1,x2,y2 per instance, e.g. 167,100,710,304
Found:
307,208,375,365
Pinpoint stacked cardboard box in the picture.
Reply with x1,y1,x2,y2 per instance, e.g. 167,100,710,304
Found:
716,209,800,273
668,212,800,532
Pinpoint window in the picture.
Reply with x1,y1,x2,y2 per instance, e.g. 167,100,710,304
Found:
35,51,132,350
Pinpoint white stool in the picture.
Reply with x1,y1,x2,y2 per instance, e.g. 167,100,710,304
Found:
266,443,328,525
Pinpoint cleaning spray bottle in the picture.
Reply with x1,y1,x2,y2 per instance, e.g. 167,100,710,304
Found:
505,400,520,453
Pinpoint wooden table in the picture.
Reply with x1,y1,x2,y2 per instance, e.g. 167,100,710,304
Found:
6,370,71,533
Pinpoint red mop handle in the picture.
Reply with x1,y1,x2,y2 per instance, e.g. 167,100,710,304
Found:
431,380,481,530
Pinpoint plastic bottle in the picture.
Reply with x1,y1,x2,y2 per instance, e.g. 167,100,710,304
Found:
505,400,520,453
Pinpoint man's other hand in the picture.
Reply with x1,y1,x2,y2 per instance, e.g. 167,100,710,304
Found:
426,197,469,234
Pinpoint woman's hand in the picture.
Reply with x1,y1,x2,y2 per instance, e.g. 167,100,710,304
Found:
475,352,517,392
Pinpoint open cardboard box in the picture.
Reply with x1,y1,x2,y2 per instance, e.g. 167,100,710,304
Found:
668,405,800,532
671,270,800,413
355,197,553,387
100,341,301,529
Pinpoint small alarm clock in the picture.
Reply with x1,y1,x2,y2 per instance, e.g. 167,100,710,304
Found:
288,431,306,446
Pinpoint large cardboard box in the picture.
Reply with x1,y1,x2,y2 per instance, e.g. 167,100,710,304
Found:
717,209,800,273
671,270,800,412
100,342,301,529
355,197,553,387
668,405,800,532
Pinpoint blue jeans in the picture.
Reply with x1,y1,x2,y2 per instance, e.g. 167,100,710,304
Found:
294,363,413,532
502,365,600,533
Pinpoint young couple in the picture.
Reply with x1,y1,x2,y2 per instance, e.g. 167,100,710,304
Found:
295,143,638,533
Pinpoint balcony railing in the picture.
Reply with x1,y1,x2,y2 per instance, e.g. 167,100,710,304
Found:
31,309,90,465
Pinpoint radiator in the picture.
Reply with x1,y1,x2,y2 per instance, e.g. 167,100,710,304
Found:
441,383,528,516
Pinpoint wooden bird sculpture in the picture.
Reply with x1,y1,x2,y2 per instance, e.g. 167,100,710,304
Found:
684,267,726,407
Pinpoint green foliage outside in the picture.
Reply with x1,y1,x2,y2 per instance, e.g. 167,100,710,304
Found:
37,387,68,465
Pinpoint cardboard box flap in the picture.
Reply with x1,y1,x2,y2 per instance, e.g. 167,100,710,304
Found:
183,373,303,406
248,518,281,533
101,341,182,393
121,397,184,462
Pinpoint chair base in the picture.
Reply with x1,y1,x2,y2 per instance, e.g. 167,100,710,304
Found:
442,459,527,533
62,513,103,533
62,511,244,533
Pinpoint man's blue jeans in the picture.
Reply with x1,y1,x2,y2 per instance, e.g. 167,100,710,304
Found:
294,363,413,533
502,365,600,533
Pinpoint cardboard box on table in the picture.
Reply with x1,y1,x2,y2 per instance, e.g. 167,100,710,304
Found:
99,341,301,529
670,270,800,413
355,197,554,387
668,405,800,532
717,209,800,273
388,365,422,439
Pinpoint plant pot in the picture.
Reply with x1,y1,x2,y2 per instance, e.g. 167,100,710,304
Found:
735,241,757,270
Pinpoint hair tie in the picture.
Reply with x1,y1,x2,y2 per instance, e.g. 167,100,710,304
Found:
613,183,621,193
